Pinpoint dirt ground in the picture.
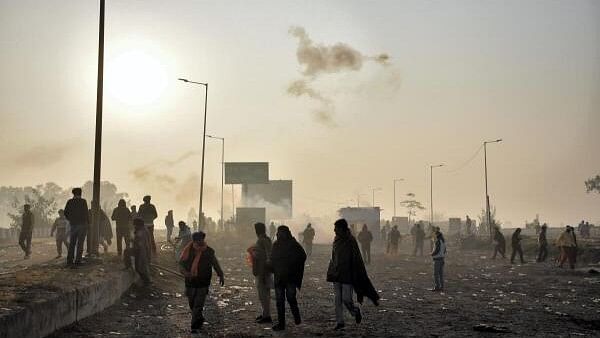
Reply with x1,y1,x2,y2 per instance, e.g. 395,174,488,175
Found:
48,236,600,338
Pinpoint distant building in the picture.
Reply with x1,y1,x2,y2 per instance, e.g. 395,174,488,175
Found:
338,207,381,241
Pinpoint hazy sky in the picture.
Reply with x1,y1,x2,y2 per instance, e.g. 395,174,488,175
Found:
1,0,599,230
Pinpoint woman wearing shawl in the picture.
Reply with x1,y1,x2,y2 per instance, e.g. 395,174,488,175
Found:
179,231,225,334
327,218,379,331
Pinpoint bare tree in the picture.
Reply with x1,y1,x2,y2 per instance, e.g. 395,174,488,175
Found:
399,193,426,223
585,175,600,194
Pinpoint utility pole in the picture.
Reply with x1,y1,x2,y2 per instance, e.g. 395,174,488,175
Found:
90,0,105,257
484,139,502,240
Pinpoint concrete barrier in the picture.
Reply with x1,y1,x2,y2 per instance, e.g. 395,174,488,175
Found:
0,269,137,338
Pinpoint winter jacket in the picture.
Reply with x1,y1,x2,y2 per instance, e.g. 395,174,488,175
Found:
431,234,447,260
357,229,373,247
111,206,132,229
64,197,89,225
21,211,34,232
556,231,576,247
138,203,158,226
179,246,224,288
271,234,306,288
252,235,272,277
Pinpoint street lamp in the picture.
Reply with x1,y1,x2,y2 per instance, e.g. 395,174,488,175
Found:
430,164,444,224
178,78,208,228
371,187,382,207
484,139,502,240
393,178,404,217
206,134,224,231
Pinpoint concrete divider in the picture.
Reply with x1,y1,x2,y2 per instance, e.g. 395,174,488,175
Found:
0,268,137,338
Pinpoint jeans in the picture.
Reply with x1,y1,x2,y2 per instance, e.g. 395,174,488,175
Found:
537,244,548,262
166,226,174,243
360,244,371,264
146,225,157,256
511,244,524,263
67,224,87,264
19,230,32,255
333,283,360,325
116,226,130,256
492,243,506,259
413,240,423,256
256,274,273,317
186,287,208,330
433,258,445,290
304,241,313,257
275,284,301,326
55,228,69,256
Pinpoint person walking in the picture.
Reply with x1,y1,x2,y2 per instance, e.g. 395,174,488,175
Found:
18,204,34,259
510,228,525,264
175,221,192,260
302,223,316,258
271,225,306,331
138,195,158,256
357,224,373,264
388,226,401,255
249,222,273,324
537,224,548,262
64,188,89,267
492,227,506,259
165,210,175,243
50,209,69,258
132,218,152,284
327,219,379,331
430,227,447,292
179,231,225,334
90,204,112,254
556,225,577,269
112,199,132,256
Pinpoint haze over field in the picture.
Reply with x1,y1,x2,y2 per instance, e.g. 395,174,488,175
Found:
1,0,599,228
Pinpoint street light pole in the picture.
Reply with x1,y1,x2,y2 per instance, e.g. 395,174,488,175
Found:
484,139,502,240
206,135,225,232
430,164,444,225
90,0,105,256
393,179,404,217
178,78,208,229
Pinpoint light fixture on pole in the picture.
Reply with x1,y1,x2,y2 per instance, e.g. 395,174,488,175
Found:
393,178,404,217
484,139,502,241
430,164,444,225
206,134,225,231
178,78,208,228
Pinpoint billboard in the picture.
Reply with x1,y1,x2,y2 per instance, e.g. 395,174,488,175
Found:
244,180,293,219
225,162,269,184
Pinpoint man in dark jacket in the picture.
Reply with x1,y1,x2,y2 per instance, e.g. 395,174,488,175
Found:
112,199,131,256
19,204,34,259
327,219,379,330
132,218,151,284
431,227,447,292
510,228,525,264
138,195,158,256
492,227,506,259
64,188,89,266
179,231,224,334
251,222,273,324
302,223,315,257
388,226,401,255
89,204,112,254
357,224,373,264
411,222,425,256
537,224,548,262
271,225,306,331
165,210,175,243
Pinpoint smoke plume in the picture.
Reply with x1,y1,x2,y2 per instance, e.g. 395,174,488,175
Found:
287,26,392,125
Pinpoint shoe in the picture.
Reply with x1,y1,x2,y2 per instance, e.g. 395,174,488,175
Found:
294,316,302,325
429,288,441,292
355,309,362,324
334,324,345,330
272,323,285,331
257,316,272,324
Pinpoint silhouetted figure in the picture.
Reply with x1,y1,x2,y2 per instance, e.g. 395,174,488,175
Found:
431,227,447,292
357,224,373,264
130,205,138,222
557,226,577,269
51,209,69,258
249,222,273,323
492,227,506,259
175,221,192,259
18,204,34,259
381,221,389,248
192,220,198,232
327,219,379,331
388,226,401,255
271,225,306,331
411,222,425,256
302,223,315,258
64,188,89,266
133,218,151,284
465,215,472,235
537,224,548,262
90,204,112,254
269,222,277,240
138,195,158,256
112,199,131,256
510,228,525,264
179,231,224,334
165,210,175,243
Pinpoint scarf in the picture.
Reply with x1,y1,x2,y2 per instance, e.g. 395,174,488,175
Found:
180,241,208,277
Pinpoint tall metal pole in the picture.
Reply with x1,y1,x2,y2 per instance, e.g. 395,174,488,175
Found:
199,84,208,229
220,138,224,231
91,0,105,256
483,139,502,241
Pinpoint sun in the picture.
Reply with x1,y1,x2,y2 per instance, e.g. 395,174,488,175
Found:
105,50,168,105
